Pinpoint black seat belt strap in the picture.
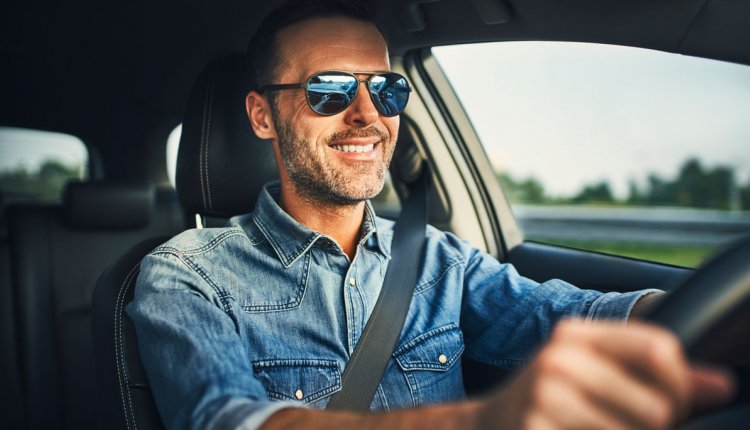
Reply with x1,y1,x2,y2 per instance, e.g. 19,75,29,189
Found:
327,167,428,411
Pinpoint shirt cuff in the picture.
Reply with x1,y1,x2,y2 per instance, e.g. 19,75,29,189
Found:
208,399,304,430
585,289,662,322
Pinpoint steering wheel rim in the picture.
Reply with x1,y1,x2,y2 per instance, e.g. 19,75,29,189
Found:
642,235,750,429
644,235,750,359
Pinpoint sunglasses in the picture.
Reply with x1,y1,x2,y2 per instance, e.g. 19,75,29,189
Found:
259,70,411,116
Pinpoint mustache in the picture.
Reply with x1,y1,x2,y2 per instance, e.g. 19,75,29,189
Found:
324,127,389,145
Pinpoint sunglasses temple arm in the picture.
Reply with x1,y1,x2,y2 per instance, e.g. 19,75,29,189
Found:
259,83,305,93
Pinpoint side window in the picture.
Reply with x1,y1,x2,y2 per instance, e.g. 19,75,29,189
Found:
0,127,88,204
165,125,400,217
166,124,181,188
433,42,750,268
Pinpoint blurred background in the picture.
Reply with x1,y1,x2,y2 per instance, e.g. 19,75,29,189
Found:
434,41,750,267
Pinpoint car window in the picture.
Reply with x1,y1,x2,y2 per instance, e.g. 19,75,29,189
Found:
433,42,750,268
165,124,401,217
0,127,88,204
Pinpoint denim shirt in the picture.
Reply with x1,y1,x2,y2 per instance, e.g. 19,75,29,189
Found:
128,181,657,430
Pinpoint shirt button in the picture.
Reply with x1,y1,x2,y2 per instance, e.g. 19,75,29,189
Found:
295,389,303,400
438,354,448,365
349,277,356,286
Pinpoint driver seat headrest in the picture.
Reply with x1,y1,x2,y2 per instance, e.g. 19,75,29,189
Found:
176,54,278,218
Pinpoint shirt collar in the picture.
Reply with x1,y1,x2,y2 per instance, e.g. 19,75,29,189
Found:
244,181,389,267
362,199,390,258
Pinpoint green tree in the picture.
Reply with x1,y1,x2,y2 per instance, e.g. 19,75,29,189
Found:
0,159,81,202
497,173,546,203
571,181,615,204
741,182,750,210
627,180,643,205
632,158,737,210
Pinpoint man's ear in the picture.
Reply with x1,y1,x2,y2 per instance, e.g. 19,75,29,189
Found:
245,91,276,140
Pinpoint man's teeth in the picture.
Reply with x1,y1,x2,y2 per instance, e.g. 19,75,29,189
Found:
332,144,375,153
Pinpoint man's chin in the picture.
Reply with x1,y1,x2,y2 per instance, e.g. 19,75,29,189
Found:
315,181,386,206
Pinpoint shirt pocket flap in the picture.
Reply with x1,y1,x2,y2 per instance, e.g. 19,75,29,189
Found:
252,359,341,403
394,324,464,372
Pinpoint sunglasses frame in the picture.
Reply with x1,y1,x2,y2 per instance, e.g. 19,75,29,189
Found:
259,70,411,117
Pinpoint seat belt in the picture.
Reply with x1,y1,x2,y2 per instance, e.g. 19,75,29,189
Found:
327,167,428,411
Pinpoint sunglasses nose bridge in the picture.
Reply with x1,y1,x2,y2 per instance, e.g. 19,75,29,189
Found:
352,79,375,104
356,78,369,91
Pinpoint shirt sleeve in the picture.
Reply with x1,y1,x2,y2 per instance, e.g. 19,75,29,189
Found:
126,251,300,430
453,235,661,368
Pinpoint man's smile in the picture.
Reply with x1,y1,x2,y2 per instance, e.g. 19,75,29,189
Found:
331,143,375,153
328,137,382,159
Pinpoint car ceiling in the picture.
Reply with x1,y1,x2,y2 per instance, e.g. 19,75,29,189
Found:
2,0,749,181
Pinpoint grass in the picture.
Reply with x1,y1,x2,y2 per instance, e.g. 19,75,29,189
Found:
529,238,718,268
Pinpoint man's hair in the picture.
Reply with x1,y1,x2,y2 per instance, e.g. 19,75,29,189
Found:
246,0,382,89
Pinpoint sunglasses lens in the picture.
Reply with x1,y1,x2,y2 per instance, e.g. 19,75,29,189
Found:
306,73,358,115
369,74,410,116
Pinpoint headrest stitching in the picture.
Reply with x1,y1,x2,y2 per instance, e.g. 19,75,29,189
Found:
199,65,217,212
204,65,217,212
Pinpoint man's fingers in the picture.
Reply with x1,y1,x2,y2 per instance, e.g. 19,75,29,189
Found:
688,365,736,414
500,320,738,430
528,373,632,430
538,344,677,429
553,320,693,419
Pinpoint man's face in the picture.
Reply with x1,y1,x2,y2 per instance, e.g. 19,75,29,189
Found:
269,16,399,206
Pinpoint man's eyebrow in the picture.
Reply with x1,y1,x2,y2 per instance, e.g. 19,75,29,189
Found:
349,70,394,75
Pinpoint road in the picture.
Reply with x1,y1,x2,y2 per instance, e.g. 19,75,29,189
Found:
513,205,750,246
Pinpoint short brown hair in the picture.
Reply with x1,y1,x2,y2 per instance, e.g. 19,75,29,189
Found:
246,0,382,88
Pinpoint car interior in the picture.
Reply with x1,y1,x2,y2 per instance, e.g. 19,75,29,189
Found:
2,0,750,429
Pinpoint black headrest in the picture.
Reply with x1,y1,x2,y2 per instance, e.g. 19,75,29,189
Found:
64,182,154,229
177,54,278,218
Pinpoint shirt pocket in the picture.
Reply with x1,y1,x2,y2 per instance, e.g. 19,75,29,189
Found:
394,323,466,405
252,359,341,408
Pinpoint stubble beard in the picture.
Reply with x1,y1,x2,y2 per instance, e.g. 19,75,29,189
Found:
274,117,395,207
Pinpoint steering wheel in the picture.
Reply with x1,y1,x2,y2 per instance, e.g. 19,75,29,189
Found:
643,235,750,429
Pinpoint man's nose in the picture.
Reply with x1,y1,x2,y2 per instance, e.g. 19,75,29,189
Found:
343,81,379,126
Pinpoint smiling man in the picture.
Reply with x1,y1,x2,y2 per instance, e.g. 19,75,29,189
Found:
128,1,734,429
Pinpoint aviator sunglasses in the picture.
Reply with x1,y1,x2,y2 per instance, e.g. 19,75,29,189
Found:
259,70,411,116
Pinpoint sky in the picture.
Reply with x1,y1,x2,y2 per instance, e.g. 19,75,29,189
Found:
433,42,750,199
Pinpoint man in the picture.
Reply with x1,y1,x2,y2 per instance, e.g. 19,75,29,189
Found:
128,1,734,429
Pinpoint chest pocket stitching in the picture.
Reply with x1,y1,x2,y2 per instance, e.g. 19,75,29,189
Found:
252,359,341,404
394,323,464,372
240,251,311,312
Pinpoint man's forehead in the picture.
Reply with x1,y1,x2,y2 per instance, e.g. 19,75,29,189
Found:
274,16,390,80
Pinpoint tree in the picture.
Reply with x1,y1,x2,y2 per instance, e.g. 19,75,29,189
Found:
630,158,737,210
627,180,643,205
497,173,547,203
742,182,750,210
0,159,81,201
571,181,614,204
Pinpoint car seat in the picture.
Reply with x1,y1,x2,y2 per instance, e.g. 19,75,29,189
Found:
92,53,278,429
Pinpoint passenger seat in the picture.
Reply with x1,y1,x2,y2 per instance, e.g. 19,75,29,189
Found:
6,182,185,429
0,190,27,429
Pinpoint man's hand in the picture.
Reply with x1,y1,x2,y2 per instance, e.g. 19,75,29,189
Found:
263,320,734,430
476,319,735,430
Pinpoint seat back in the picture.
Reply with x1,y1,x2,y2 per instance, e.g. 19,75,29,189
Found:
92,237,169,430
92,53,278,429
7,182,184,429
0,190,27,429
